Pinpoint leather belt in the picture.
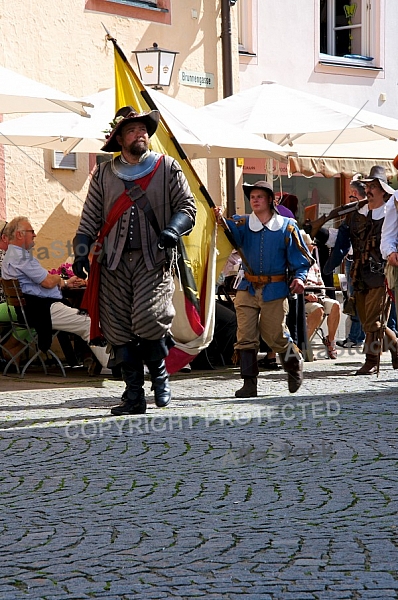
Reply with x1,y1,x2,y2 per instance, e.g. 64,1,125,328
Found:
245,273,286,285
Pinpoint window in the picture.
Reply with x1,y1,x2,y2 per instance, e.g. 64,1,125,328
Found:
105,0,166,9
237,0,257,57
319,0,380,68
85,0,170,24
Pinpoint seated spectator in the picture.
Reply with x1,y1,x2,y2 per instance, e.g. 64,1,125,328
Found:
1,216,109,369
301,231,341,359
0,219,33,364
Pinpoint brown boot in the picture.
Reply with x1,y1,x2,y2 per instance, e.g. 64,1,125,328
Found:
355,354,378,375
279,344,304,393
235,349,259,398
235,377,257,398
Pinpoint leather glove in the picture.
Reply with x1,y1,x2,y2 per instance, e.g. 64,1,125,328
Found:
158,212,193,250
72,233,92,279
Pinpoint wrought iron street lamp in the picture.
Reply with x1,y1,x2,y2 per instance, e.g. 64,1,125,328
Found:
132,43,179,90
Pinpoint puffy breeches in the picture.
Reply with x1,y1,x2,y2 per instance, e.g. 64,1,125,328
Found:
98,249,175,345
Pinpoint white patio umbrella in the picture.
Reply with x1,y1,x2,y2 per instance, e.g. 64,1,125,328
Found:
0,88,112,153
148,88,288,160
0,87,289,161
0,65,93,117
197,81,398,147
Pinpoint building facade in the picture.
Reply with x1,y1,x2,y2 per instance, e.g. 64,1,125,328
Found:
0,0,238,267
1,1,398,267
237,0,398,217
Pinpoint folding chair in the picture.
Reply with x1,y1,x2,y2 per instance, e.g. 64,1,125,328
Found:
0,278,66,378
303,246,335,362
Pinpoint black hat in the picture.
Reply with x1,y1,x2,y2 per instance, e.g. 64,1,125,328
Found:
242,180,275,200
362,165,395,195
101,105,160,153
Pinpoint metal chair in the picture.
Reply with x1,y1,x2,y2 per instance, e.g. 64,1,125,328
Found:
305,310,328,362
0,278,66,377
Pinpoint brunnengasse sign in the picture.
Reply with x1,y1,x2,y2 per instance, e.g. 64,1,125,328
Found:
179,69,214,88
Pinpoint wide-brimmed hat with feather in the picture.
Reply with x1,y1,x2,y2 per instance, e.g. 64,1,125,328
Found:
101,105,159,153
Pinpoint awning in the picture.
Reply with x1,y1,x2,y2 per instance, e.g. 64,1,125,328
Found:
286,156,397,179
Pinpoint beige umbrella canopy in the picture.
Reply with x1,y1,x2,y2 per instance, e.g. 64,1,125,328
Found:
0,87,289,161
197,81,398,177
286,139,398,178
0,65,93,117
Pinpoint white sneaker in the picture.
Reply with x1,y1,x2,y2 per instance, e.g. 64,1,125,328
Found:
336,339,363,348
100,367,113,376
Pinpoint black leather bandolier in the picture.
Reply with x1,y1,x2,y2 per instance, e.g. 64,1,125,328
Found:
348,209,385,291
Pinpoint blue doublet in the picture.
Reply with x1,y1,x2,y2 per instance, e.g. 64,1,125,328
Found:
226,212,310,302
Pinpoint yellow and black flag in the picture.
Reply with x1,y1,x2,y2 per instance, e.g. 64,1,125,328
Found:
108,36,232,373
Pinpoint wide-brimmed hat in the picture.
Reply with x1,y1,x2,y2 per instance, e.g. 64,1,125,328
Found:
101,105,160,153
242,180,275,200
362,165,395,195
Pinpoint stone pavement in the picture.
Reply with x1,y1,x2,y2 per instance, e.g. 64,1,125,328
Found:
0,345,398,599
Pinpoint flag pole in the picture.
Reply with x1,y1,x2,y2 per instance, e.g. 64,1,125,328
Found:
102,25,216,209
102,26,242,256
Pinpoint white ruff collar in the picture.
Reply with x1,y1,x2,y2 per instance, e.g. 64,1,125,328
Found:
249,211,284,232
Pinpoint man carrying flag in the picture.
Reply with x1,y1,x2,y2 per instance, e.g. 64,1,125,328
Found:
72,105,196,415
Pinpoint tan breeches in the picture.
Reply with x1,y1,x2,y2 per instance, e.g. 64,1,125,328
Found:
355,287,390,334
234,289,291,354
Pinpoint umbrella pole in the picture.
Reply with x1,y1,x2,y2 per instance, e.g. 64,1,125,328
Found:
221,0,236,216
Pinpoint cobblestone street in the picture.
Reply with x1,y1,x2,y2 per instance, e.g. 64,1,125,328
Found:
1,346,397,599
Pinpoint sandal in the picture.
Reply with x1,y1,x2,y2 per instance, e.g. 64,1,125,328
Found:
257,356,282,370
323,336,337,360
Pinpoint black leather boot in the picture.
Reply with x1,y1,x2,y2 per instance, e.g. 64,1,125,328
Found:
147,359,171,407
279,344,303,393
235,377,258,398
235,349,259,398
111,361,146,415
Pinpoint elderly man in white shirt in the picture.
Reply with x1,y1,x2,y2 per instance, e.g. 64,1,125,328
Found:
2,216,109,370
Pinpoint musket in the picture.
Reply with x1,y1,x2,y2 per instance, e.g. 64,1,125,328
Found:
304,199,368,237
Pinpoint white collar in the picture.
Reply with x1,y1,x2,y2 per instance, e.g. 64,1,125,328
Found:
249,211,285,232
358,203,385,220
